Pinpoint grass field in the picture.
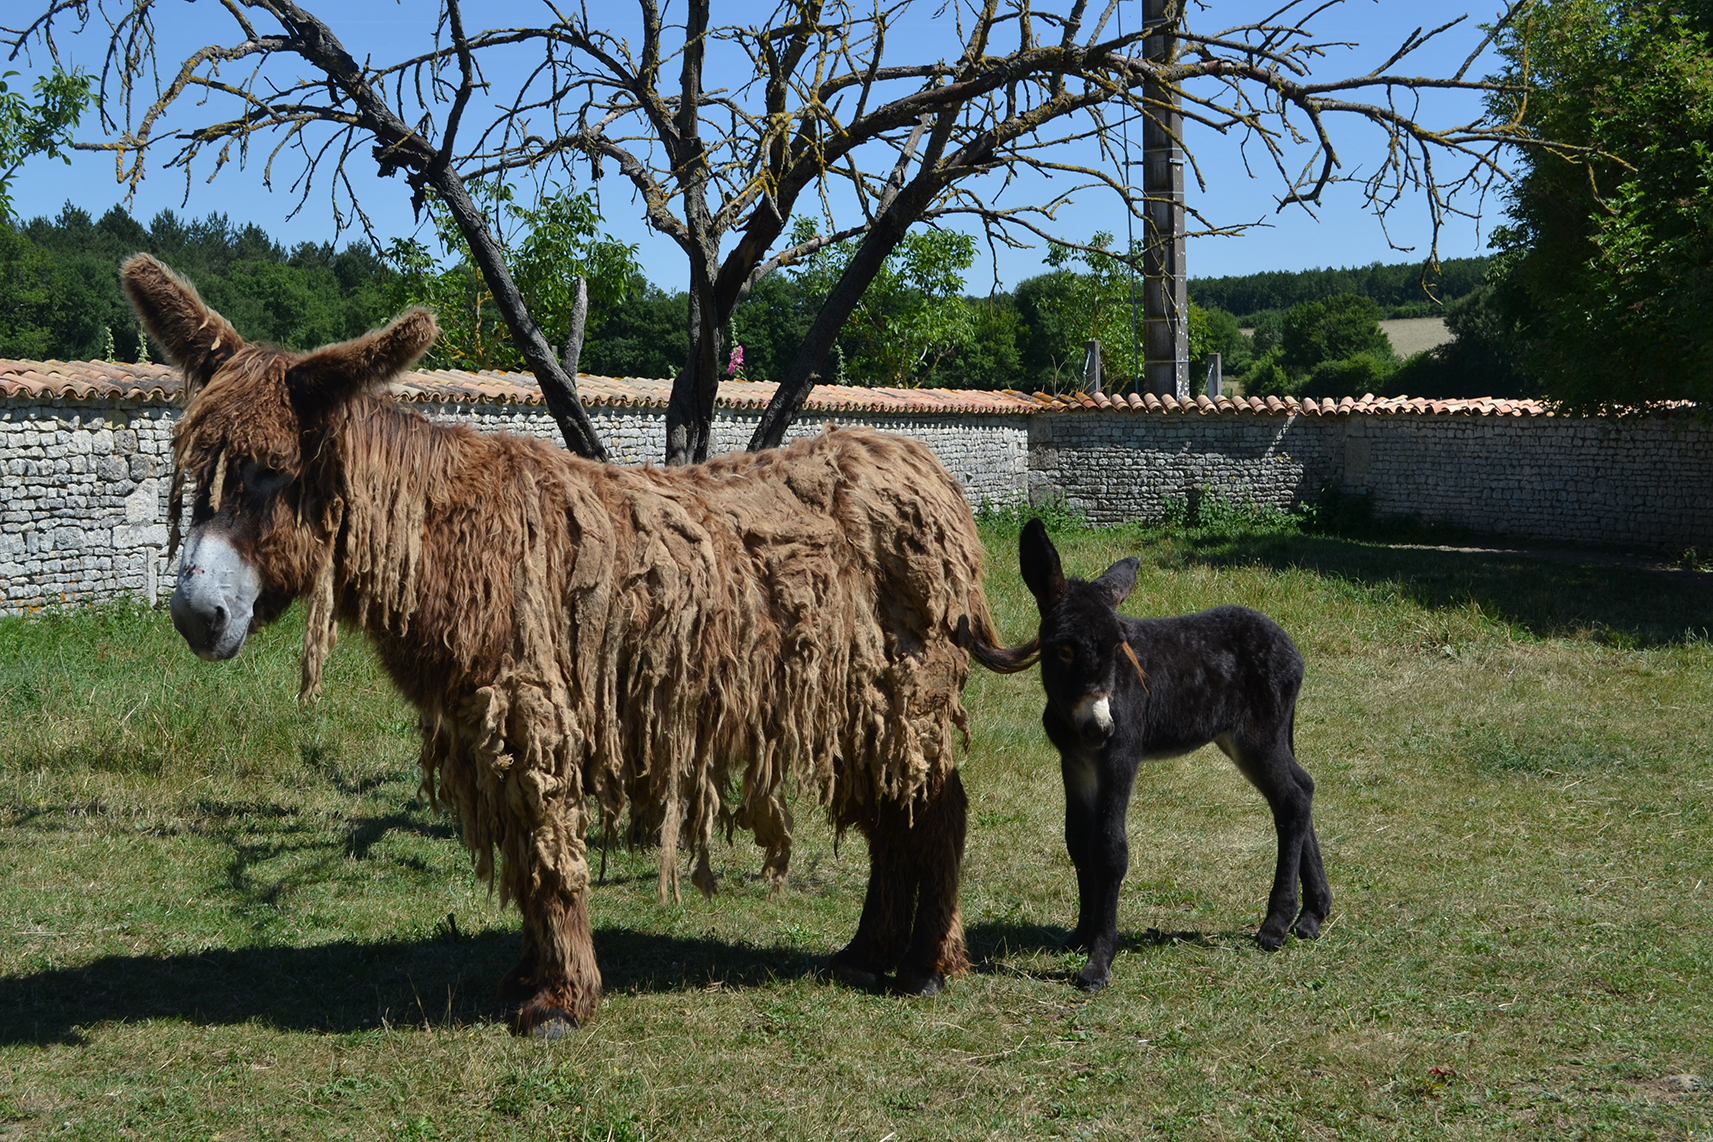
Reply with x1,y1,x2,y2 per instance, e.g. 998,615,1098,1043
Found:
1,517,1709,1140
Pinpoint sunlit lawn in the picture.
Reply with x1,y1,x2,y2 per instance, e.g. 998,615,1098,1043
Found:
1,518,1709,1140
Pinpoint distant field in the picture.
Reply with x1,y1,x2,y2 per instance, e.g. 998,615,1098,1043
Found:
1380,317,1453,358
1,519,1710,1140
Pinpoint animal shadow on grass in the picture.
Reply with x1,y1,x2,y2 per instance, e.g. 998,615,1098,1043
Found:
0,927,817,1046
964,920,1223,984
1179,532,1713,647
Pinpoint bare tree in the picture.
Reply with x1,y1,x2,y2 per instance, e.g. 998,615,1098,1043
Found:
7,1,1537,464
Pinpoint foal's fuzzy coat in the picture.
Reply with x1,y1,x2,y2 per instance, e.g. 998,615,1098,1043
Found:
126,254,989,1033
968,519,1330,990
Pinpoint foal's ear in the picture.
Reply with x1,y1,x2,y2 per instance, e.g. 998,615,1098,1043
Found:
1093,557,1140,608
120,254,244,391
1019,516,1065,612
288,308,438,416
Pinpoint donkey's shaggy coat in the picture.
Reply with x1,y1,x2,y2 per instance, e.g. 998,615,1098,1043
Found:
126,254,990,1033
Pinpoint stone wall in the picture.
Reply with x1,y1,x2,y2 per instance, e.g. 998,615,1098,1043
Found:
1028,409,1713,551
424,402,1030,507
2,400,176,612
1027,411,1341,521
2,390,1708,614
1,396,1030,614
1340,414,1713,549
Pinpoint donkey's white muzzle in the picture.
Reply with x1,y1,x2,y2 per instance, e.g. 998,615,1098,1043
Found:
170,530,261,661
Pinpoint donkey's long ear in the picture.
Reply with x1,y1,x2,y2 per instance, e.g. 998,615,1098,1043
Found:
1094,557,1140,608
1019,516,1065,613
287,308,438,417
120,254,243,392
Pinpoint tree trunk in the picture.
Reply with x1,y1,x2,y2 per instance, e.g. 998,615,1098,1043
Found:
746,223,901,451
749,125,948,451
666,263,724,465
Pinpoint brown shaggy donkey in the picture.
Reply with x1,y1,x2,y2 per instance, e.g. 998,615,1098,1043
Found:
125,254,995,1036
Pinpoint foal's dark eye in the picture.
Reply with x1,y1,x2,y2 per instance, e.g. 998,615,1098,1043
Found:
240,459,293,497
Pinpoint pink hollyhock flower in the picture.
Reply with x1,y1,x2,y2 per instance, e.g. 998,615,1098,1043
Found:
727,344,745,376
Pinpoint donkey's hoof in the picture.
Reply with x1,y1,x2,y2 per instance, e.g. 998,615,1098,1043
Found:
527,1012,578,1041
1291,912,1324,941
1256,927,1287,952
891,967,945,997
513,999,581,1039
828,952,887,995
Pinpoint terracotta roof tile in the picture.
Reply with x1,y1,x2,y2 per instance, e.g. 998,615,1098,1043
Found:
3,359,1700,419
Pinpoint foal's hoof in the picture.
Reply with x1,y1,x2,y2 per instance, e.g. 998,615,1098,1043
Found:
1291,912,1324,941
1074,964,1110,992
891,966,945,997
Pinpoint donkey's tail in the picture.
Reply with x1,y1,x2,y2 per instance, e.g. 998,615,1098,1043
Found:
955,612,1040,675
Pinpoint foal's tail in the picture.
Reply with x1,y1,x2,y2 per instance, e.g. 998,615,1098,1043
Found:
955,613,1040,675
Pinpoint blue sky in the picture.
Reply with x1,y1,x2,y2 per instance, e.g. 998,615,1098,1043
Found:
8,1,1514,290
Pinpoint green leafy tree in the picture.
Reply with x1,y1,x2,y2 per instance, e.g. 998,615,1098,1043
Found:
389,187,641,371
1188,258,1491,322
0,69,89,222
1012,234,1150,392
580,277,691,382
1489,0,1713,408
1387,281,1533,398
1280,294,1393,376
0,222,62,357
1246,293,1396,397
1187,303,1252,393
789,221,977,387
931,296,1026,390
3,203,398,360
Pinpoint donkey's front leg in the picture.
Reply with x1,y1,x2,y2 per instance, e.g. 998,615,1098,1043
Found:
502,870,602,1038
829,801,916,994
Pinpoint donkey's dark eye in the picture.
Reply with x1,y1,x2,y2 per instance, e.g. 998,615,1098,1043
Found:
240,459,293,497
1056,644,1075,664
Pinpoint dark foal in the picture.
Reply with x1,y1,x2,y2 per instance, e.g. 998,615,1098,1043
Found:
972,519,1330,990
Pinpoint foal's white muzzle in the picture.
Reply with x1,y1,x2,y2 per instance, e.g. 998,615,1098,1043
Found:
1071,692,1115,743
170,529,261,661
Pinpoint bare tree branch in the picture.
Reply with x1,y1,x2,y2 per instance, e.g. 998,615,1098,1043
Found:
6,0,1562,463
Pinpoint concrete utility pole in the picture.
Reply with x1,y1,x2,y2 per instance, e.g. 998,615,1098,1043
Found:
1142,0,1189,399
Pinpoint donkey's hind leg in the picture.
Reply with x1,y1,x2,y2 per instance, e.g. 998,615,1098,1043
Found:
501,865,602,1038
1219,730,1316,951
895,768,970,996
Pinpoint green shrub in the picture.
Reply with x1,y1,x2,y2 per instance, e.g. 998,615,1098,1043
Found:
1300,350,1398,398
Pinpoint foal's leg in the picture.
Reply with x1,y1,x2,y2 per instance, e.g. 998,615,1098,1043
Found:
829,800,916,993
1059,747,1103,953
895,769,970,996
1057,734,1140,991
1292,809,1332,940
501,869,602,1038
1222,731,1314,951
